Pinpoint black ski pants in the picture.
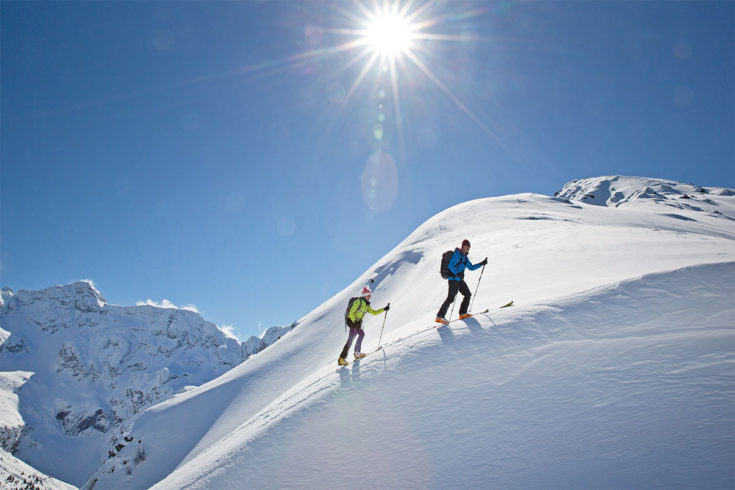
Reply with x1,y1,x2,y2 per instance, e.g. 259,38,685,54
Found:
437,279,471,318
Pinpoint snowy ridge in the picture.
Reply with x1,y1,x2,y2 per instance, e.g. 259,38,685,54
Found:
87,176,735,489
556,175,735,209
0,282,295,486
0,448,75,490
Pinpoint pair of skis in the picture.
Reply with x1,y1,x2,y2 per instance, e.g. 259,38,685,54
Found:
435,300,514,327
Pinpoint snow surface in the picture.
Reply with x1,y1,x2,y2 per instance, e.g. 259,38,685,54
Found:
0,448,75,490
87,176,735,489
0,370,31,453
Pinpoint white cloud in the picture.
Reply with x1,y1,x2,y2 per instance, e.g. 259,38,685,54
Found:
79,278,97,289
136,299,199,313
220,324,240,341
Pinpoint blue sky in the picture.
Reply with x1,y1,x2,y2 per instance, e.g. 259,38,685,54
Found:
2,0,733,340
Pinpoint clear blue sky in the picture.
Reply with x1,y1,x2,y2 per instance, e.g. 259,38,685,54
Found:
2,0,733,340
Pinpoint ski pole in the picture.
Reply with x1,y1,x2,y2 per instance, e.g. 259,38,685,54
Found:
376,305,389,350
469,264,486,312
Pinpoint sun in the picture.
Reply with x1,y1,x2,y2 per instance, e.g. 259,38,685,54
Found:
363,9,416,59
252,0,497,143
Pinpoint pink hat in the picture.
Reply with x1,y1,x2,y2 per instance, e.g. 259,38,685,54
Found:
361,286,372,297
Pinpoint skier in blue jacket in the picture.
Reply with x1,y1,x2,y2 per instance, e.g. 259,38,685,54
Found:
436,239,487,324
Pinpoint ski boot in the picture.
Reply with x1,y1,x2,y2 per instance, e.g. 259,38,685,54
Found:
435,317,449,325
354,352,366,360
338,357,349,366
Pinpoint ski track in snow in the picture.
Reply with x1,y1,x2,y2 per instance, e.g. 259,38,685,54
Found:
155,262,735,490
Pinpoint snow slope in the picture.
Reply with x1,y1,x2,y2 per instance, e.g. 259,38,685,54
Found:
88,177,735,488
0,448,76,490
156,263,734,489
88,176,735,489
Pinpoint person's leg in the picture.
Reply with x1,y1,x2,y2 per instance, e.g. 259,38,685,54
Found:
339,328,357,359
437,281,460,318
458,280,472,315
354,328,365,354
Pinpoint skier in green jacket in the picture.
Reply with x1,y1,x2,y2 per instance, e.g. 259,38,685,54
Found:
338,286,389,366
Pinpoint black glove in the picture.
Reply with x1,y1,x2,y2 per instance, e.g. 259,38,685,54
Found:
481,258,488,266
383,304,390,311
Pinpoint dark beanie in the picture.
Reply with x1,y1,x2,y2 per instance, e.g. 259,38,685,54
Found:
462,239,471,248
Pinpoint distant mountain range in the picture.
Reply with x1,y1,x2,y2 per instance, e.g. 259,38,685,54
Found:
0,281,294,486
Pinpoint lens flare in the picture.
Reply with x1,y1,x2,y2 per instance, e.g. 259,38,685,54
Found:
361,151,399,213
277,217,297,237
373,123,384,141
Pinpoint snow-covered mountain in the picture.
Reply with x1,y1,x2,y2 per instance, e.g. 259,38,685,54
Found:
556,175,735,211
0,282,295,487
83,176,734,489
0,448,75,490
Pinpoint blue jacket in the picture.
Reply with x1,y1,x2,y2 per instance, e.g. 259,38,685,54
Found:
448,248,482,281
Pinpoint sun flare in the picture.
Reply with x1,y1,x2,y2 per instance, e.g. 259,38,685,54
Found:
364,10,415,58
267,0,497,144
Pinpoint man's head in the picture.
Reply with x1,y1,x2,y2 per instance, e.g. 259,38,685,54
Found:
461,239,471,254
361,286,372,300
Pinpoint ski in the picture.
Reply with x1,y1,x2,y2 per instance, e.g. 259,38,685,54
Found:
434,301,513,327
434,311,484,326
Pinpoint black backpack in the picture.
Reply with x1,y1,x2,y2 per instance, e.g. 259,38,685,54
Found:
440,249,467,279
440,250,453,279
344,297,361,323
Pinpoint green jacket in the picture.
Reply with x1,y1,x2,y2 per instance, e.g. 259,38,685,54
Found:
347,298,385,324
